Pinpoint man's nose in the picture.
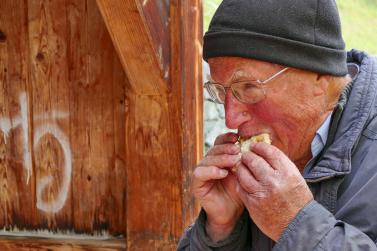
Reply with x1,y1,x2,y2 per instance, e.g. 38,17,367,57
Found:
224,90,250,129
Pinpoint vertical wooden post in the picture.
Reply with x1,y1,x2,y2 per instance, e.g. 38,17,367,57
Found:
96,0,203,250
169,0,203,228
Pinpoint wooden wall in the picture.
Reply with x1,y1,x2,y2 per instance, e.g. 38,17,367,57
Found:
97,0,203,249
0,0,202,250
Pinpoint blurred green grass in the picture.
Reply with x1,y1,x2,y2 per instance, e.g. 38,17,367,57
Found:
203,0,377,54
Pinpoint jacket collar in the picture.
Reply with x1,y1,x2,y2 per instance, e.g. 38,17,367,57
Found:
305,50,377,182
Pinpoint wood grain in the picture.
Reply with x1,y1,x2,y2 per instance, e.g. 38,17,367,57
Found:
0,236,126,250
0,0,202,249
170,0,203,228
138,0,170,80
0,0,36,229
97,0,203,250
28,0,73,229
66,0,127,235
0,0,128,235
96,0,167,95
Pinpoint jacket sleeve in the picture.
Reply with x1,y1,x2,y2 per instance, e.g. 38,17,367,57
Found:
177,209,251,251
272,200,377,251
273,122,377,251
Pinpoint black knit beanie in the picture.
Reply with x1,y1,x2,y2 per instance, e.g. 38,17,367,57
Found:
203,0,348,76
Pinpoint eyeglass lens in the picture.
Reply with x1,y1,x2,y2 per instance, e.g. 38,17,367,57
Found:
206,82,265,104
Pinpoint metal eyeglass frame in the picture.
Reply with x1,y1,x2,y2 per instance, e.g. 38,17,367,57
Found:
205,67,289,104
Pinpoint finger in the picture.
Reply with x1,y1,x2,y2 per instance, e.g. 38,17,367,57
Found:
206,143,240,156
192,165,229,188
214,132,239,145
199,154,241,168
251,143,290,170
236,182,253,206
236,183,253,207
241,151,274,180
236,162,260,193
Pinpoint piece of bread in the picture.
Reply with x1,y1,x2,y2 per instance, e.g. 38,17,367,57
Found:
231,133,271,173
239,133,271,153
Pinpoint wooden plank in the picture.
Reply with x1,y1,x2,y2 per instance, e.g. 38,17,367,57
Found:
64,0,91,233
0,236,125,250
0,0,36,229
27,0,73,230
96,0,167,95
108,47,128,235
0,0,12,229
66,0,127,235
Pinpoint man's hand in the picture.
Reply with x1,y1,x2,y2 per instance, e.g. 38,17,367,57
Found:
192,132,245,241
235,142,313,242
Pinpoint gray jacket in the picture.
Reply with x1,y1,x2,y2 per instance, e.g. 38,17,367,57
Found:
178,50,377,251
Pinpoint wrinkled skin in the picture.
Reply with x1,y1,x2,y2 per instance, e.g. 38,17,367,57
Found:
191,57,347,242
235,142,313,241
192,132,244,241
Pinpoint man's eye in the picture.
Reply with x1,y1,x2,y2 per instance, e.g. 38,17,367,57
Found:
240,83,258,92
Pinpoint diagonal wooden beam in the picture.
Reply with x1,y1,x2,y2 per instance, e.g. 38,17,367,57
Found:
96,0,167,95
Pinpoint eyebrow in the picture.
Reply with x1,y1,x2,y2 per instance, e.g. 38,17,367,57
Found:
230,70,255,82
209,69,256,84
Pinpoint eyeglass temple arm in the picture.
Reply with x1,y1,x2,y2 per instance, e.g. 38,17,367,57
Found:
260,67,289,84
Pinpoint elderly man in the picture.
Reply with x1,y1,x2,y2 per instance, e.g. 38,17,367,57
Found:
178,0,377,250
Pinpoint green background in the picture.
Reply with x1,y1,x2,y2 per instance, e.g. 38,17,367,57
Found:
204,0,377,55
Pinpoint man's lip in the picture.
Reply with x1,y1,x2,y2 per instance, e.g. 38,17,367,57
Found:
237,132,262,138
238,131,271,139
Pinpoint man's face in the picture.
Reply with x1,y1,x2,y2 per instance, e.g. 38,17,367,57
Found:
208,57,329,163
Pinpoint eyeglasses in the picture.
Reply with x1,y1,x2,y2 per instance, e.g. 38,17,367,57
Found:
204,67,289,104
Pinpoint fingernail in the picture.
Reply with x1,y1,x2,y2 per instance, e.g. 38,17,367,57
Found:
220,169,228,177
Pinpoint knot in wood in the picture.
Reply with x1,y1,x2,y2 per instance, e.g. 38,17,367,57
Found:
36,52,45,61
0,30,6,42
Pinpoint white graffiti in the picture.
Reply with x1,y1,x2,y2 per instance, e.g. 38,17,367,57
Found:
0,93,72,213
0,94,32,183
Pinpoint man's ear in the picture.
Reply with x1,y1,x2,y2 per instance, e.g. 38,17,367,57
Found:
318,74,351,109
313,74,330,97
